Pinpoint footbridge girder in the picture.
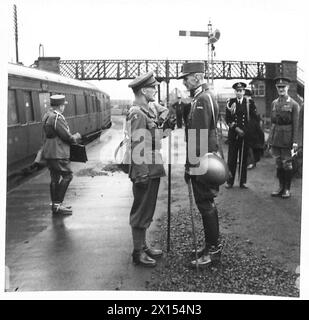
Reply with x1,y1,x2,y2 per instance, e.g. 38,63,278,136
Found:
59,59,282,81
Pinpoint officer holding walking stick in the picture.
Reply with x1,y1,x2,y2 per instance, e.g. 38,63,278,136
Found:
178,62,223,267
225,82,258,189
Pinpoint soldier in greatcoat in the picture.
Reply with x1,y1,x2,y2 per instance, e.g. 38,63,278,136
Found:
268,77,300,198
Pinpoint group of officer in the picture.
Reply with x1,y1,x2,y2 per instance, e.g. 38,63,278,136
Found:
40,61,300,269
124,62,300,268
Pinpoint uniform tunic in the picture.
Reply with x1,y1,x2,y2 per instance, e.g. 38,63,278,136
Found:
42,109,78,203
225,97,257,185
186,86,219,200
126,105,166,229
268,95,300,169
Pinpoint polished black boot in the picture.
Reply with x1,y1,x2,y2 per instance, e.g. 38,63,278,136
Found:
271,168,285,197
143,245,163,259
132,250,156,267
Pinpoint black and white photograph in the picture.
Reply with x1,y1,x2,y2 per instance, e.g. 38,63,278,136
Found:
1,0,308,300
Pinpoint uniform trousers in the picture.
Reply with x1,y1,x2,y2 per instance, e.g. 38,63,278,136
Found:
46,159,73,204
130,178,161,250
190,175,219,249
227,137,248,186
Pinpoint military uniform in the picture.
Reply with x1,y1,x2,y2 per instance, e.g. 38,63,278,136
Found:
179,62,222,265
42,95,79,214
127,71,166,267
269,77,300,198
225,82,257,187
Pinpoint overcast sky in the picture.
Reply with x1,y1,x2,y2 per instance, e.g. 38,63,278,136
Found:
4,0,308,99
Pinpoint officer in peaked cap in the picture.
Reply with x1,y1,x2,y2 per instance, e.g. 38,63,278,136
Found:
232,82,247,90
274,76,291,87
177,61,223,267
268,76,300,199
125,71,171,268
42,94,81,215
225,81,258,189
128,71,160,92
50,94,68,107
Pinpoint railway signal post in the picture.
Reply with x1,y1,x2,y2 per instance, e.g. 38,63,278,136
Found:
179,19,220,84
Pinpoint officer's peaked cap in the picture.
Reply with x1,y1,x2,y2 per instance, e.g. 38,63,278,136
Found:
232,82,247,90
178,62,205,79
50,94,68,107
128,71,160,91
274,77,291,86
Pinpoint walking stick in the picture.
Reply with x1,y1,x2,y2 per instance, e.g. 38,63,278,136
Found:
187,178,199,274
167,132,171,252
238,139,244,184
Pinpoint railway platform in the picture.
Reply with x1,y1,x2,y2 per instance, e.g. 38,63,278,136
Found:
5,116,166,292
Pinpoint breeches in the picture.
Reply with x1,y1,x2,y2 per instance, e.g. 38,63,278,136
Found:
130,178,161,229
47,159,73,182
271,147,293,170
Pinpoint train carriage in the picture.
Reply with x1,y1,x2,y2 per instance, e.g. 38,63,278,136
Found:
7,63,111,175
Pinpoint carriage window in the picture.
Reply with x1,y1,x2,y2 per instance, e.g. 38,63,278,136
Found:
76,94,87,115
39,92,51,119
7,89,19,125
63,94,76,116
24,91,34,122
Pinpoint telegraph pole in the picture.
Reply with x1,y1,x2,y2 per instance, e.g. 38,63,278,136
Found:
13,4,19,63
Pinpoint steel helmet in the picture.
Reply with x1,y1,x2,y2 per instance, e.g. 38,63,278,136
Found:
191,152,229,185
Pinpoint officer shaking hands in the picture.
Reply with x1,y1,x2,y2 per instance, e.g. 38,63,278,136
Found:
268,77,300,198
126,71,169,268
178,62,223,267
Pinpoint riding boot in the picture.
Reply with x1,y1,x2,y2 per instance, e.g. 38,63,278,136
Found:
282,170,292,198
271,168,285,197
201,204,219,250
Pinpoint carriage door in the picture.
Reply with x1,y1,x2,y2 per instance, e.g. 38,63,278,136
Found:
38,92,50,119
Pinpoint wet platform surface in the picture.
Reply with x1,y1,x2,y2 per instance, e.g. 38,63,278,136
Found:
5,116,165,291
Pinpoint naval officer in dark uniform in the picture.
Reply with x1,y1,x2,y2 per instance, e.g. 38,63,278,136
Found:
42,94,81,215
178,62,222,267
126,71,167,267
268,77,300,198
225,82,258,188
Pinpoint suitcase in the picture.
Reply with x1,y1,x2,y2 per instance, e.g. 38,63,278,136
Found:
70,144,88,163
